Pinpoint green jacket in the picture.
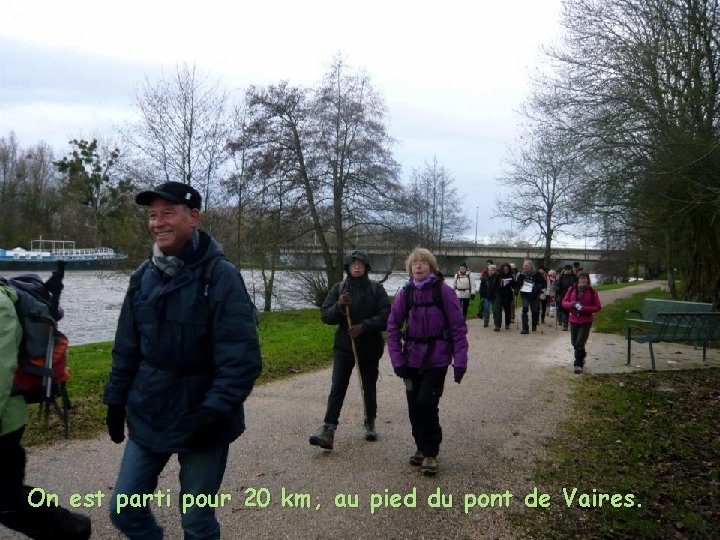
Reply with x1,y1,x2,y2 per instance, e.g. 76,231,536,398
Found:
0,284,27,436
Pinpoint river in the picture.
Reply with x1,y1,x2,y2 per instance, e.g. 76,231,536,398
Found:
9,269,420,345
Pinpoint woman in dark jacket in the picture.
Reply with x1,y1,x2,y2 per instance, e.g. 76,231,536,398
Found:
496,263,516,330
309,251,391,451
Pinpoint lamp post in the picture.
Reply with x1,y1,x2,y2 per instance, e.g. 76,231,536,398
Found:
474,206,479,246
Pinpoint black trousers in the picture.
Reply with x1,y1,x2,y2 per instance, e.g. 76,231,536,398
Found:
0,427,91,539
570,323,592,366
405,366,448,458
459,298,470,318
324,350,380,426
0,427,26,511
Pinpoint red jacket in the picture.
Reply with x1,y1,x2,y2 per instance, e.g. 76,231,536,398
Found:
561,285,601,324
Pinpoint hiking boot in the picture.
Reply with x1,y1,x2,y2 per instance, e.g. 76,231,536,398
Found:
574,365,583,374
505,325,510,330
309,424,335,450
421,456,438,476
520,329,529,334
483,323,489,328
493,327,500,332
563,324,569,331
364,419,377,441
409,449,424,466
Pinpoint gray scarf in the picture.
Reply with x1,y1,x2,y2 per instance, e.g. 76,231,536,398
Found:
151,229,200,277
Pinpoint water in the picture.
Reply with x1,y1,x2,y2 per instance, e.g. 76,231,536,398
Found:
8,269,418,345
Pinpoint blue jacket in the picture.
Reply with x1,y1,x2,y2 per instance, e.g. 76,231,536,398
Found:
103,232,262,453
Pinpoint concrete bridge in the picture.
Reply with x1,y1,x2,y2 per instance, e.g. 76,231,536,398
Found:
281,244,629,273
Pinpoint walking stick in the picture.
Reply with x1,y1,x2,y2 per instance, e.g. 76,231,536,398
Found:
344,304,367,418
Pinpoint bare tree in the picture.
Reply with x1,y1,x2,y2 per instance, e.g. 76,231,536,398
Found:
495,133,581,267
397,157,466,252
230,56,400,288
125,63,231,209
533,0,720,303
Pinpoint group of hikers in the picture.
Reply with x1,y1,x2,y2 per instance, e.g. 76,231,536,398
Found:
1,180,601,539
452,258,601,373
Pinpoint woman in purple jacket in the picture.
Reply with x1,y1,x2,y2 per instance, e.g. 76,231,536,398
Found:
387,247,468,476
561,272,602,374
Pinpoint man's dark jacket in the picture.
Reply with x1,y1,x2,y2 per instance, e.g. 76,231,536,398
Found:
103,231,262,453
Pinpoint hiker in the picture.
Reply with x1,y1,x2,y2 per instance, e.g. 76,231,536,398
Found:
537,266,549,324
452,263,474,319
515,259,543,334
309,250,391,450
386,247,468,476
103,181,262,539
479,264,501,330
475,259,493,318
0,279,91,539
561,272,601,374
555,264,578,331
497,263,516,330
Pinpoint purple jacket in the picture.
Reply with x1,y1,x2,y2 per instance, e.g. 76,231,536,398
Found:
387,274,468,370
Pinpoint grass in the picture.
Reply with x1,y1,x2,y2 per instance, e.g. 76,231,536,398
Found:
513,369,720,538
23,308,334,446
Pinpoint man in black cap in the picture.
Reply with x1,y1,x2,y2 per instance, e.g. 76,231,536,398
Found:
104,181,262,539
309,251,390,450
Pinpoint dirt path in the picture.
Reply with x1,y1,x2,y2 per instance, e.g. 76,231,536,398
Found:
12,280,705,539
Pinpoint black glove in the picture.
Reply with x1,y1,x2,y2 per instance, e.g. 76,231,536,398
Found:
106,405,126,444
44,260,66,297
394,366,408,379
185,408,224,450
454,367,466,384
470,294,475,300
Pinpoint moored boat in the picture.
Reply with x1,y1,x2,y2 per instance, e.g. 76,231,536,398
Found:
0,239,128,271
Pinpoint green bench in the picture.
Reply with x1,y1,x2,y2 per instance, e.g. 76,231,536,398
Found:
625,298,720,370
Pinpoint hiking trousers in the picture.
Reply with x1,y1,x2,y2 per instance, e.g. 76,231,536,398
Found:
404,366,448,458
324,350,380,426
570,322,592,366
110,438,229,540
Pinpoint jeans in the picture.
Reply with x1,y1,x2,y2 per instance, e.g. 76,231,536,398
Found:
404,366,448,458
110,438,229,540
324,351,380,425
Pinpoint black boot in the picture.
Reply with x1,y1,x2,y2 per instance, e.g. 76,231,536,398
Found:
573,349,585,374
364,419,377,441
309,424,336,450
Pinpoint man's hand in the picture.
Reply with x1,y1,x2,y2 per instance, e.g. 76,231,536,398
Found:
348,323,365,339
185,408,224,450
106,405,126,444
338,292,351,307
454,367,466,384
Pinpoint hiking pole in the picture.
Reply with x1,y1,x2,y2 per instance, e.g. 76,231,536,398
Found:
344,304,367,417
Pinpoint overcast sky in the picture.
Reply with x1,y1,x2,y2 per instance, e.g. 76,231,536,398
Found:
0,0,566,241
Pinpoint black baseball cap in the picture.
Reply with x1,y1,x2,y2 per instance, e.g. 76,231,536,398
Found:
136,181,202,210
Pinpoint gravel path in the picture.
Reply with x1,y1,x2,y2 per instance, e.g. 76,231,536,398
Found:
9,280,695,539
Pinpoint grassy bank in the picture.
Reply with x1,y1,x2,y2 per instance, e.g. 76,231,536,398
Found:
23,308,334,446
514,368,720,538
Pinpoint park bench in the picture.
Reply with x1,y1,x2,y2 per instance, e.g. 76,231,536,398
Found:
625,298,720,370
